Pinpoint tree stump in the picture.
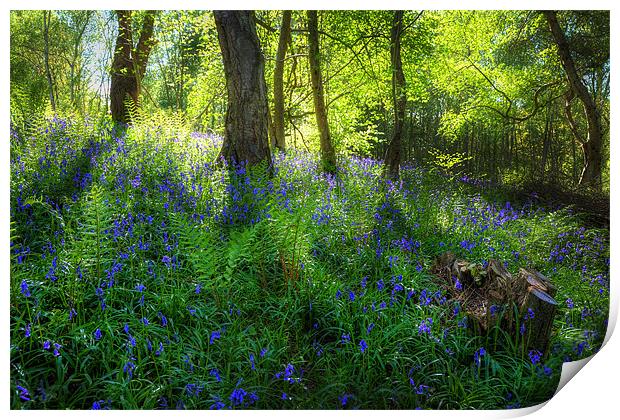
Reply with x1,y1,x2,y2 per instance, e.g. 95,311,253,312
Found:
432,253,558,357
514,268,558,353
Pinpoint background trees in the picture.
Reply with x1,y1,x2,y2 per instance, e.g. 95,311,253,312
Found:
9,9,610,192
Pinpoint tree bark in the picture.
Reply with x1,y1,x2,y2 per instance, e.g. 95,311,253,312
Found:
110,10,157,124
385,11,406,179
307,10,337,174
544,10,603,187
273,10,292,151
42,11,56,112
214,10,272,168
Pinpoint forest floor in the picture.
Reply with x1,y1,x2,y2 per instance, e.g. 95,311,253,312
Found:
10,117,610,409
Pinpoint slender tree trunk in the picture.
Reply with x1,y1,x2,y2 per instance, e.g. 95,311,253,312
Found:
110,10,157,124
214,10,272,168
385,11,406,179
42,11,56,112
110,11,136,123
307,10,337,174
273,10,292,151
544,10,603,187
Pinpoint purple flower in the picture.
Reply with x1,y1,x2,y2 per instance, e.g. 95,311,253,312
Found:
24,323,31,338
210,368,221,382
418,318,433,335
359,339,368,353
20,280,31,297
123,361,136,378
209,401,225,410
16,385,30,401
43,340,51,350
209,330,221,344
338,393,352,407
53,343,62,357
162,255,172,267
566,298,574,309
526,307,535,320
453,276,462,291
229,388,247,406
529,350,542,365
94,328,102,341
341,333,351,344
348,290,355,302
474,347,486,367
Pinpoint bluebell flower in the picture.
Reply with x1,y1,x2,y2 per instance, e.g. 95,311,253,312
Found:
341,333,351,344
529,350,542,365
94,328,102,341
566,298,574,309
43,340,51,350
359,339,368,353
16,385,30,401
348,290,355,302
418,318,433,335
210,369,222,382
123,361,136,378
209,401,225,410
24,323,31,338
20,280,31,297
229,388,247,406
53,343,62,357
474,347,486,367
210,330,221,344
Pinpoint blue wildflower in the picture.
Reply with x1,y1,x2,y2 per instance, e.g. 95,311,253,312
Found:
529,350,542,365
359,339,368,353
16,385,30,401
20,280,31,297
229,388,247,406
474,347,486,367
94,328,102,341
209,330,221,344
210,369,221,382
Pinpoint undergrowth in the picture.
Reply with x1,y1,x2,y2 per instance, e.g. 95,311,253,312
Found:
10,116,609,409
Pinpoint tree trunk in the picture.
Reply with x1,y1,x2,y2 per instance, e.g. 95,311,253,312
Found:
42,11,56,112
110,10,157,124
307,10,337,174
544,11,603,188
273,10,292,151
214,10,272,168
110,10,137,123
385,11,406,179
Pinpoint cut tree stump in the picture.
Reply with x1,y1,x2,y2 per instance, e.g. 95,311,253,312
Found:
520,287,557,354
431,253,558,357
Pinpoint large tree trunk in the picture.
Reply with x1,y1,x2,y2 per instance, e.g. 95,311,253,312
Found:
307,10,337,174
214,10,272,168
384,11,406,179
110,10,157,124
544,11,603,188
273,10,292,151
42,11,56,112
